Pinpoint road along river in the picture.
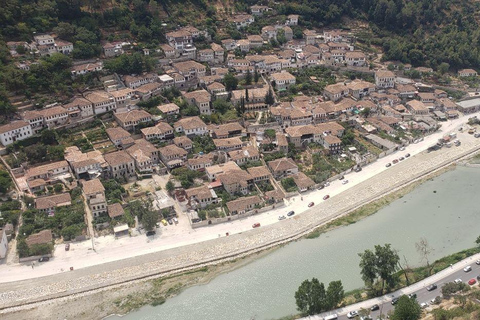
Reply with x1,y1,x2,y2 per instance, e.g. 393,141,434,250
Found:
112,165,480,320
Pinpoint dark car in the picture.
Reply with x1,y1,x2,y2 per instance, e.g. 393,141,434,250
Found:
354,167,362,172
391,297,399,305
167,219,173,225
408,293,417,299
405,153,411,158
323,195,330,200
399,157,405,161
318,185,324,190
65,243,70,251
370,304,379,311
38,257,49,262
339,175,345,180
146,230,156,237
426,284,438,291
385,163,392,167
287,211,295,217
308,202,314,207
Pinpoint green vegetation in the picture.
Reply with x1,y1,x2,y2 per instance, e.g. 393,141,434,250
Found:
171,167,204,189
104,53,156,75
281,177,297,193
391,295,421,320
294,278,344,316
358,244,399,295
192,135,216,154
102,179,126,203
17,187,86,253
0,170,12,193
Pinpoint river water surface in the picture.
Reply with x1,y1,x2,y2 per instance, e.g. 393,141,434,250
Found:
113,166,480,320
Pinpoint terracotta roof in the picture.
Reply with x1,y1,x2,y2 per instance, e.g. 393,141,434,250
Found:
108,203,125,218
292,172,315,189
185,185,213,201
106,127,131,141
271,72,295,81
26,230,52,247
84,91,113,104
81,178,105,195
218,169,252,186
226,195,261,213
323,135,342,145
375,70,395,78
247,166,271,179
26,161,68,178
174,116,207,131
406,100,428,111
173,135,192,146
172,60,206,73
265,189,285,201
104,150,134,167
159,144,188,158
0,120,30,134
157,103,180,114
213,137,243,149
35,193,72,210
183,90,211,103
115,109,152,124
210,122,244,137
228,146,259,161
267,157,298,173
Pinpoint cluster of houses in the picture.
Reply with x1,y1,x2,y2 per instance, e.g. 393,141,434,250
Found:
4,9,480,236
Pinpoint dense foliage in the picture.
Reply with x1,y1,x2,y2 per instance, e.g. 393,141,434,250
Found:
294,278,344,316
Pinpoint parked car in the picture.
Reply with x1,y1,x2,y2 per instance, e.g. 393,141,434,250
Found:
38,257,49,262
308,202,314,207
400,147,406,151
318,185,324,190
431,296,442,305
287,211,295,217
252,222,261,228
323,195,330,200
385,163,392,167
391,297,399,305
65,243,70,251
468,278,477,285
324,182,330,187
278,215,286,220
354,167,362,172
454,278,462,284
426,284,437,291
476,259,480,265
464,265,472,272
408,293,417,299
161,219,168,226
347,311,358,318
405,153,411,158
370,304,379,311
339,175,345,180
167,219,173,225
342,179,349,185
420,302,428,309
399,157,405,161
173,217,178,224
146,230,156,237
360,316,372,320
392,159,399,164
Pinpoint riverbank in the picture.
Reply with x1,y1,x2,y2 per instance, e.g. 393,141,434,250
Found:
2,133,480,320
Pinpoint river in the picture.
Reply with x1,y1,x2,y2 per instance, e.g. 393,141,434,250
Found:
112,166,480,320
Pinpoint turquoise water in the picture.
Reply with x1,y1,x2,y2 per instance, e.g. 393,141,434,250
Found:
111,166,480,320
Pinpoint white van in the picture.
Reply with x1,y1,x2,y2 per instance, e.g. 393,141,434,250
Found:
324,314,338,320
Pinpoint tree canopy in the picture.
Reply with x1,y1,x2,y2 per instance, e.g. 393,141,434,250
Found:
295,278,344,316
359,243,400,294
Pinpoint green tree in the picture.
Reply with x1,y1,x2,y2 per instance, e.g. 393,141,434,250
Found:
245,69,252,85
223,73,238,91
359,249,377,287
475,235,480,247
326,280,344,310
265,89,275,105
17,238,29,257
41,129,58,145
254,68,260,83
264,129,276,139
166,180,175,194
0,171,12,193
391,295,421,320
141,207,159,231
294,278,326,316
359,244,400,294
212,99,232,114
438,62,450,75
54,184,63,193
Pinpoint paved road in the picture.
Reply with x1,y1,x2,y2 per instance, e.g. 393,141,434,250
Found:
303,253,480,320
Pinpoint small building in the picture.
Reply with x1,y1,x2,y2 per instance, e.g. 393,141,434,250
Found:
174,116,208,137
271,72,296,91
267,157,299,179
0,121,33,146
375,70,395,89
35,193,72,214
458,69,477,77
25,229,52,249
108,203,125,219
226,195,262,215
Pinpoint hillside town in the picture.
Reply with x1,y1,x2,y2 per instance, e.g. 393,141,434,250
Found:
2,6,480,264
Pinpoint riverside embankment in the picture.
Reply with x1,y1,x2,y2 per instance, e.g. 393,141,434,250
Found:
2,131,480,319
